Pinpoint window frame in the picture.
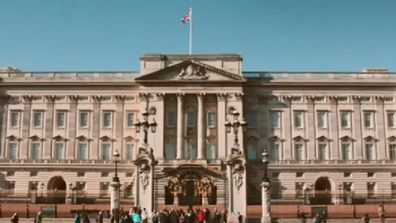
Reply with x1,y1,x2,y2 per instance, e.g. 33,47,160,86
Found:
293,111,304,129
9,111,20,128
340,111,351,129
102,111,113,128
56,111,66,129
126,112,135,128
207,112,216,128
79,111,89,128
32,110,43,128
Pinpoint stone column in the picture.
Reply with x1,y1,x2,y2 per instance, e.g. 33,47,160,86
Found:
197,93,204,159
202,196,208,206
0,95,10,159
176,94,184,159
154,93,165,159
217,93,227,159
352,96,363,160
375,96,386,159
329,96,340,159
261,182,271,223
91,96,101,159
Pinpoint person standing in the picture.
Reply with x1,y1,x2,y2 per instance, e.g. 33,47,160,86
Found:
11,213,18,223
378,205,385,223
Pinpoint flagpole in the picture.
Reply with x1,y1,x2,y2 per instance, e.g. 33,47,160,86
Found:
189,7,193,55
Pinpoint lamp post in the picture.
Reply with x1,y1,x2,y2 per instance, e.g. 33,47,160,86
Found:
224,110,247,149
261,150,271,223
40,183,44,197
110,150,121,213
134,109,157,147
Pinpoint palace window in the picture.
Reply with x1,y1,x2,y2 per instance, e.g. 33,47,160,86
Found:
10,111,19,128
165,143,176,160
367,183,376,198
317,111,327,128
271,143,280,161
31,142,41,159
78,143,87,160
270,111,280,128
101,143,111,160
389,144,396,160
9,143,18,159
294,143,304,160
126,112,135,128
340,112,350,128
363,111,374,128
207,112,216,127
56,111,66,128
102,111,112,128
54,142,65,160
32,111,43,128
166,111,176,128
387,112,395,128
187,112,196,127
293,111,303,129
247,144,258,161
247,112,257,129
341,143,351,160
318,143,327,160
185,143,197,159
365,143,375,160
206,144,217,160
126,144,134,160
79,111,89,128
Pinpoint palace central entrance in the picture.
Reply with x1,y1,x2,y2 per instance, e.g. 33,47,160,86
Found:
47,176,67,204
314,177,332,205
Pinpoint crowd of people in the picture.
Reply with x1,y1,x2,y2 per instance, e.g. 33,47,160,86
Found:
105,206,230,223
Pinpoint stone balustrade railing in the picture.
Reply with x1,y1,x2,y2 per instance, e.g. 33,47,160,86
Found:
269,159,396,165
1,71,396,80
0,72,140,79
0,159,135,164
243,72,396,79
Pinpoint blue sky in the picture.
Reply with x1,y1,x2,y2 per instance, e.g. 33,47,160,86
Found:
0,0,396,72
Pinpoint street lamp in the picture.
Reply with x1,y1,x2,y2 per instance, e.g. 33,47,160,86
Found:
40,183,44,197
69,183,76,204
262,150,270,183
113,150,120,180
224,110,247,147
134,109,157,145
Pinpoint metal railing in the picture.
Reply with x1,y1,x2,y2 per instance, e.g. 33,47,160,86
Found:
0,72,140,79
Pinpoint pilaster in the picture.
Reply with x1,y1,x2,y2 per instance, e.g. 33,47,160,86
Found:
21,95,33,159
217,93,227,159
258,96,268,154
44,96,56,159
306,96,316,159
67,96,78,159
352,96,363,160
114,95,125,159
91,96,101,159
375,96,386,159
154,93,165,160
176,93,184,159
329,96,340,159
282,96,292,160
0,95,10,159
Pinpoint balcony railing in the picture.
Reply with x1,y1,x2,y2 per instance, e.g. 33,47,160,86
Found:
267,159,396,165
0,72,140,79
0,159,135,164
243,72,396,80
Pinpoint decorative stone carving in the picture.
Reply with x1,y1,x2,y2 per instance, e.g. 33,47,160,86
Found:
139,93,150,102
139,161,150,190
306,95,315,103
227,148,246,191
22,95,33,103
114,95,126,102
168,176,184,197
156,93,165,101
177,64,208,80
232,163,244,190
68,95,79,103
92,95,102,103
196,177,216,197
197,93,205,100
375,96,384,103
234,93,243,101
217,93,228,101
46,95,56,103
329,96,338,104
352,96,361,103
227,106,236,115
133,147,157,192
282,96,292,104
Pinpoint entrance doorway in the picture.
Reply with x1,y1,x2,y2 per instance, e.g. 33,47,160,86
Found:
314,177,332,204
47,176,67,204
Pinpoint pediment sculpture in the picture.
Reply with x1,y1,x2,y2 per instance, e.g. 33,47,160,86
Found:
168,176,184,197
196,177,216,197
177,64,209,80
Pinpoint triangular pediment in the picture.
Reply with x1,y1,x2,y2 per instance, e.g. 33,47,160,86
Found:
388,136,396,142
340,135,355,141
364,135,378,141
135,60,245,82
293,136,308,142
317,135,332,142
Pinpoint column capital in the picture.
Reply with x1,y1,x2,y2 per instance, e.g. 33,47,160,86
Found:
68,95,79,103
352,96,361,104
375,96,384,104
114,95,126,103
282,95,292,104
176,93,184,99
92,95,102,103
197,93,205,100
329,96,338,104
139,93,150,101
22,95,33,103
305,95,315,104
217,93,228,101
45,95,56,103
156,93,165,101
234,93,244,101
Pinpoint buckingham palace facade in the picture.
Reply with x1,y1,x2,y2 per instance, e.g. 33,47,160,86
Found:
0,54,396,208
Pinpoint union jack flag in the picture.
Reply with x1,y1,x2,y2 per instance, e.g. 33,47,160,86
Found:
181,10,191,24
